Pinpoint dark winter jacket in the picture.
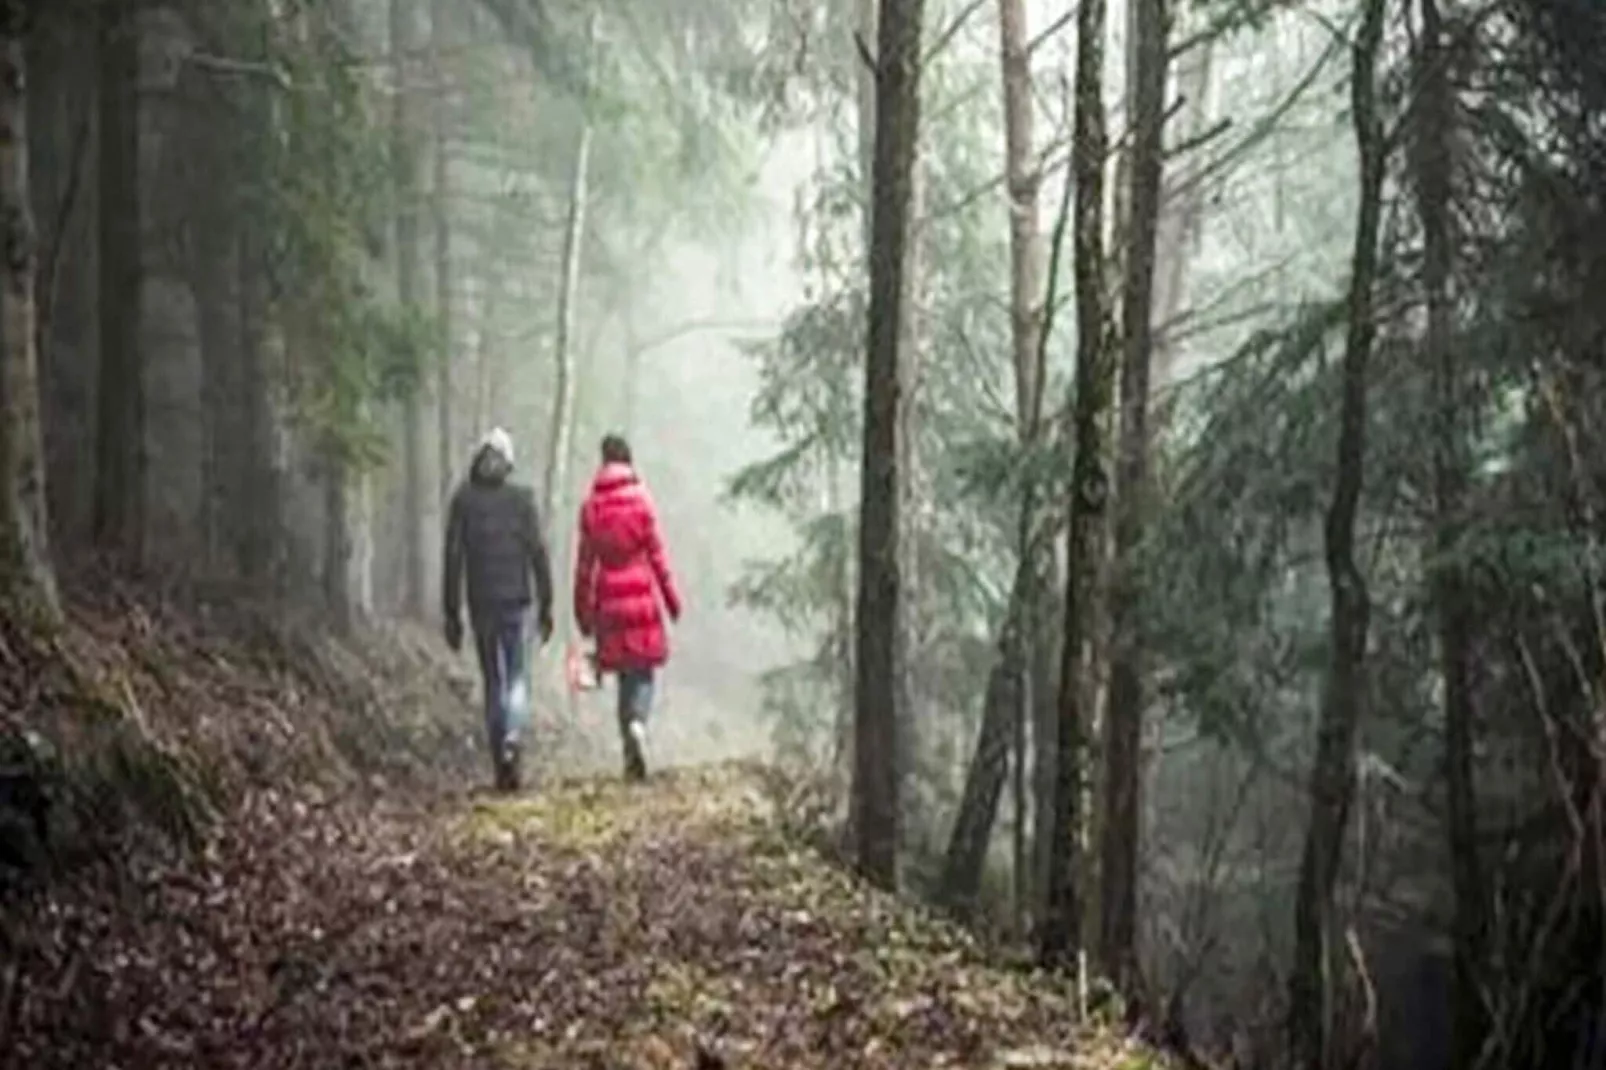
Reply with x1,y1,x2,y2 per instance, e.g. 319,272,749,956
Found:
573,462,681,671
443,447,554,629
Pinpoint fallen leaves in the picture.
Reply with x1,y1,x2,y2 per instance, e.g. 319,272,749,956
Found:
3,762,1167,1070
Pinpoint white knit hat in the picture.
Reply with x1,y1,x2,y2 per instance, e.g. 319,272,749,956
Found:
477,426,514,467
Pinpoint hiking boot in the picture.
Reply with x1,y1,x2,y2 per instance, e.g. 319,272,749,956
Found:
622,719,647,782
500,739,523,793
490,737,522,794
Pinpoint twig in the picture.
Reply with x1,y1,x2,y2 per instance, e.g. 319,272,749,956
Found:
854,31,877,74
183,51,292,90
922,0,990,68
1343,925,1378,1069
1026,7,1078,58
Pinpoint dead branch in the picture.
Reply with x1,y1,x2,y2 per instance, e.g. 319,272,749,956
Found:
1341,925,1377,1070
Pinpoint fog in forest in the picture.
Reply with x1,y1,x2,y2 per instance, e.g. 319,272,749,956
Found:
5,0,1606,1068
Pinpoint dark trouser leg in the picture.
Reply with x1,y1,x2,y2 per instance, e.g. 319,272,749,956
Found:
474,607,530,791
496,610,530,790
473,620,507,787
617,668,655,781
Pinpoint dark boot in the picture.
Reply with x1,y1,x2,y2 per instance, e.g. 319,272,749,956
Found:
621,724,646,782
503,739,523,792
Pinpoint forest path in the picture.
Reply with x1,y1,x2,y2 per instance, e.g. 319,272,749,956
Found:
6,763,1144,1069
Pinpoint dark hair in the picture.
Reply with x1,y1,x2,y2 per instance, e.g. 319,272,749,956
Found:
601,433,632,465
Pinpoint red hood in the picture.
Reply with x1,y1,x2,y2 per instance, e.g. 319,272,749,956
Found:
590,462,638,495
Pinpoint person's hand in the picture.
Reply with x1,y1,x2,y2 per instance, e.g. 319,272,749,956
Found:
537,612,554,645
444,616,463,653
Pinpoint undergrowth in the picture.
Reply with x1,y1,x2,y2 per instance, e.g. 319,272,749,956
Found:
0,575,488,893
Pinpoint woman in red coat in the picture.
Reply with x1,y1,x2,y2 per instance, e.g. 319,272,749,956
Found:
573,433,682,780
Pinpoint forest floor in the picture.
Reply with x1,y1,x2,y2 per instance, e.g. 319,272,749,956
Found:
4,762,1164,1069
0,581,1164,1069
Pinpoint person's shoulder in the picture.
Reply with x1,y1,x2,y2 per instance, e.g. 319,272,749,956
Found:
502,481,538,509
628,479,657,511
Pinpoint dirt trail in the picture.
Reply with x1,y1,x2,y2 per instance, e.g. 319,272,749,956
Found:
4,763,1150,1069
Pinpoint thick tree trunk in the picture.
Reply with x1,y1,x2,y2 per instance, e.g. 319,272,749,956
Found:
235,214,278,585
322,453,356,632
850,0,926,892
1286,0,1387,1065
1411,0,1484,1063
186,56,248,579
896,155,925,839
190,174,236,573
940,0,1048,920
834,0,876,819
391,0,426,616
1040,0,1111,973
1098,0,1168,996
431,0,454,510
93,0,143,561
940,563,1029,914
0,1,59,618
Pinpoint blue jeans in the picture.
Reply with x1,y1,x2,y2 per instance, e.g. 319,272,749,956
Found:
472,607,530,760
616,668,654,779
617,668,654,729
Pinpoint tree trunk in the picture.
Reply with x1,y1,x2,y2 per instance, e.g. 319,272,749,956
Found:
896,152,926,840
940,563,1029,914
542,9,596,531
186,54,253,580
1040,0,1111,973
850,0,926,892
1151,38,1213,413
540,118,590,527
432,0,454,511
391,0,425,616
235,211,278,586
1286,0,1387,1064
834,0,877,825
322,452,356,632
190,149,237,574
1098,0,1168,996
0,1,59,618
1411,0,1484,1063
93,0,142,561
939,0,1048,920
472,276,500,433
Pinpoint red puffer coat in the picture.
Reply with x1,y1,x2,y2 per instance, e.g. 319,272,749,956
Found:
573,462,682,671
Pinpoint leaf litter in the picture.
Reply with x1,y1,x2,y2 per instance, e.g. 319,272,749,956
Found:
3,762,1166,1069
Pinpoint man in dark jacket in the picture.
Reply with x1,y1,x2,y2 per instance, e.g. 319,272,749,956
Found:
443,427,555,792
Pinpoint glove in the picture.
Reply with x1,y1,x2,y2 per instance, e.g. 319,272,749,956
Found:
444,616,463,653
537,612,554,645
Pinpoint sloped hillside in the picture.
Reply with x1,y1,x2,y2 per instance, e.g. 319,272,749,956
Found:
0,576,526,883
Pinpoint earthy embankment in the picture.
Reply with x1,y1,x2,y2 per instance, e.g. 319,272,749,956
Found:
0,586,1164,1069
